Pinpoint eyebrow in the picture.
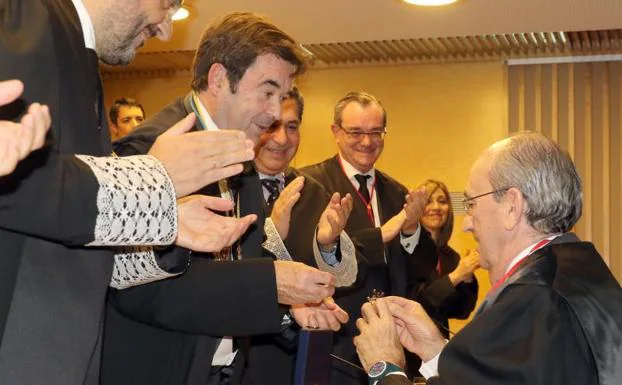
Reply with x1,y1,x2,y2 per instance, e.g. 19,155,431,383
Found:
260,79,281,89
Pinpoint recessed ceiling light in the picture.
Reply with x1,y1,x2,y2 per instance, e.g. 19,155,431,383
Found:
172,6,190,21
402,0,459,6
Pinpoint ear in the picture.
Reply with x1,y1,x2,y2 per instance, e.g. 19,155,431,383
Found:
502,187,524,231
331,123,341,139
206,63,228,95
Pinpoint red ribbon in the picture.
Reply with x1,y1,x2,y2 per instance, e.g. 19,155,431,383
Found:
337,157,376,225
490,238,553,292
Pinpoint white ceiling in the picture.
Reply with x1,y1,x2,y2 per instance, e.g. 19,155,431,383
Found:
142,0,622,53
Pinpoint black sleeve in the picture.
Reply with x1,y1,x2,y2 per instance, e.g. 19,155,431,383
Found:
0,0,101,245
432,285,597,385
109,257,283,336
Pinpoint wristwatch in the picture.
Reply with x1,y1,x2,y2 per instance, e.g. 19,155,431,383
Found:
368,361,404,384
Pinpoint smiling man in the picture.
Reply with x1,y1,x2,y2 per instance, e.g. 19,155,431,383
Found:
301,91,437,384
105,13,342,385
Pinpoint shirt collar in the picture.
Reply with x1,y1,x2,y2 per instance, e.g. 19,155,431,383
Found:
192,92,220,131
258,171,285,184
504,233,562,274
71,0,96,50
338,153,375,183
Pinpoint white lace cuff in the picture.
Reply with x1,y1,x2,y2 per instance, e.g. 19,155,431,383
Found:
110,247,183,289
313,230,357,287
76,155,177,246
262,217,292,261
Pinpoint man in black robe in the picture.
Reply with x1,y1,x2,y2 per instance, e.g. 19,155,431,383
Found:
102,12,341,385
0,1,264,384
300,91,437,383
354,132,622,385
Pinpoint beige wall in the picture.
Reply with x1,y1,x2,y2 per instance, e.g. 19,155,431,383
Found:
104,60,510,330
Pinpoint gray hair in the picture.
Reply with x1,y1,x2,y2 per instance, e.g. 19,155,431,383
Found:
488,132,582,234
333,91,387,127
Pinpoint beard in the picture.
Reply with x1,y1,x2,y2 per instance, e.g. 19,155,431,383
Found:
96,10,149,66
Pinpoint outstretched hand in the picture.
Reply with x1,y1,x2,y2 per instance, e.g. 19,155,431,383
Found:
175,195,256,252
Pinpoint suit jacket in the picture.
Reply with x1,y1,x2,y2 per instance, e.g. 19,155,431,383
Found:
301,156,437,384
417,233,622,385
102,94,282,385
243,167,363,385
0,1,114,383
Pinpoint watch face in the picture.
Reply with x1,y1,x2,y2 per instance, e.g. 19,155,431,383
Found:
368,361,387,378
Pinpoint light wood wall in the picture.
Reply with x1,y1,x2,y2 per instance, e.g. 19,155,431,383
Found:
508,61,622,283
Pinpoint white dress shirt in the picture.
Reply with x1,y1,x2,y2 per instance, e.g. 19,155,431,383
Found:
70,0,96,50
337,154,420,256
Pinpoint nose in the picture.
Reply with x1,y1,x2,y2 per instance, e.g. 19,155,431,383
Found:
156,18,173,42
267,98,282,122
462,215,473,233
271,125,288,145
130,119,141,129
360,133,372,146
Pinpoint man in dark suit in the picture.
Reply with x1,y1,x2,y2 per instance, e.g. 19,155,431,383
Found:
242,87,359,385
102,12,341,385
354,132,622,385
300,91,437,384
0,1,268,384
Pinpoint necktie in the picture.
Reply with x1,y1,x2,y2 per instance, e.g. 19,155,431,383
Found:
354,174,371,203
261,178,281,208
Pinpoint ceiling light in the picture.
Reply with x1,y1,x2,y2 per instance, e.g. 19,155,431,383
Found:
402,0,459,6
172,6,190,21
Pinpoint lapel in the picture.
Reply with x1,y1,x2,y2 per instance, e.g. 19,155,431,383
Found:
325,156,376,230
474,233,581,317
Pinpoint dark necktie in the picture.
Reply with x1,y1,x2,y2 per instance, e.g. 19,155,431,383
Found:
261,178,281,208
354,174,371,202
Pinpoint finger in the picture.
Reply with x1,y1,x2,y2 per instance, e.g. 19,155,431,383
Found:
355,317,368,332
201,148,255,170
321,297,338,310
0,79,24,105
32,104,51,149
312,270,336,287
195,195,235,212
159,113,197,137
374,298,392,319
198,164,244,187
332,306,350,324
17,112,36,159
281,176,305,197
329,192,341,205
341,194,353,216
360,302,379,322
306,313,319,330
323,312,341,331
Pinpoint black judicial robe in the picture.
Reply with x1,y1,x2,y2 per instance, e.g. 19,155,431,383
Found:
102,95,282,385
301,156,437,384
380,233,622,385
1,1,127,383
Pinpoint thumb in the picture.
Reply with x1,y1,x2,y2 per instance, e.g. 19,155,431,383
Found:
160,113,196,137
0,80,24,106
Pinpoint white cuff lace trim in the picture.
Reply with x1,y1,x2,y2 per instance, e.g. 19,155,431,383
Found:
262,217,292,261
76,155,177,246
313,231,357,287
110,247,181,289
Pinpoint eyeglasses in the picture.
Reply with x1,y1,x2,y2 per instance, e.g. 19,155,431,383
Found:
462,187,510,215
339,125,387,141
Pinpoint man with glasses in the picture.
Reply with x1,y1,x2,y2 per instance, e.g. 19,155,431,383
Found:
354,132,622,385
301,91,437,384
